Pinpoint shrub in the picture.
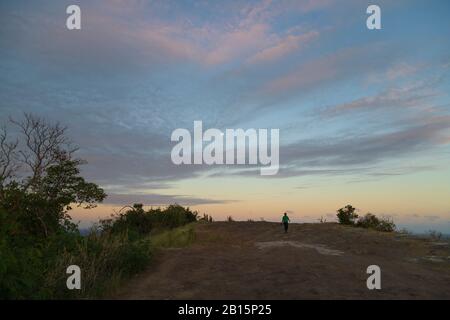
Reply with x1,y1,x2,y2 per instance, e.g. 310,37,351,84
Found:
336,205,358,225
376,217,396,232
100,204,198,238
0,204,84,299
356,213,396,232
0,207,48,298
336,205,395,232
356,213,380,229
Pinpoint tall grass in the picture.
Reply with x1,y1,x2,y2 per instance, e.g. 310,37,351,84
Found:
42,224,196,299
150,224,196,249
43,231,152,299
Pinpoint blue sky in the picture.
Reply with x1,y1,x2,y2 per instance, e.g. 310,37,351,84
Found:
1,0,449,232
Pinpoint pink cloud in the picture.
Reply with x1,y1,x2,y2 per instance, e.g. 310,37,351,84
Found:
294,0,335,13
269,0,335,15
137,26,200,60
248,30,319,64
264,52,341,93
41,0,335,68
261,45,379,95
120,0,332,66
203,23,271,65
386,63,419,80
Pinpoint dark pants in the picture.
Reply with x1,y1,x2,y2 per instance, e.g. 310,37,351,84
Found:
283,222,288,233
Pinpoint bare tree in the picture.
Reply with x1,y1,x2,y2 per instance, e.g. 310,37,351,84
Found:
9,113,78,191
1,113,105,237
0,126,19,190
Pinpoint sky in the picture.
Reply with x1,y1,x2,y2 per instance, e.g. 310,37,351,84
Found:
1,0,450,233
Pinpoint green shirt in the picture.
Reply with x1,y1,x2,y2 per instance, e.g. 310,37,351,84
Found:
282,215,290,223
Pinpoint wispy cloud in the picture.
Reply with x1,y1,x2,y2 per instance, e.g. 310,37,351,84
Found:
321,80,439,117
104,193,235,206
247,30,319,64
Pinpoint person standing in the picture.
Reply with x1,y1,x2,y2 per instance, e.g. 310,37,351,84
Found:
282,212,290,233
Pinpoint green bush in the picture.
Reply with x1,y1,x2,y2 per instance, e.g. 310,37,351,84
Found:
375,217,396,232
336,205,358,225
100,204,198,237
356,213,396,232
356,213,380,229
0,210,47,298
0,204,76,299
336,205,395,232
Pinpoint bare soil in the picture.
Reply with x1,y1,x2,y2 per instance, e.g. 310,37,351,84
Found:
113,222,450,299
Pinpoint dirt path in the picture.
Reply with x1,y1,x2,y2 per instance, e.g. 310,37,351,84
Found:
113,222,450,299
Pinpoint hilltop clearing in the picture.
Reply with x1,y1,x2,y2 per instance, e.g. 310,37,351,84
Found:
114,222,450,299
